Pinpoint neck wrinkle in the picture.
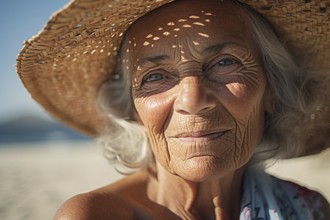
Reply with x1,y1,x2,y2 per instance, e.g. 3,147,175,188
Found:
147,162,245,219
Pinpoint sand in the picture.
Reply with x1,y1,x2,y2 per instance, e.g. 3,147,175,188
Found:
0,141,123,220
0,141,329,220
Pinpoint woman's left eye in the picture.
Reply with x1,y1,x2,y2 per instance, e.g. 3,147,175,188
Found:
204,56,242,80
217,58,238,66
208,56,241,72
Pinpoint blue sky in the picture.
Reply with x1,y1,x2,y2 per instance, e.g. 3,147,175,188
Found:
0,0,69,123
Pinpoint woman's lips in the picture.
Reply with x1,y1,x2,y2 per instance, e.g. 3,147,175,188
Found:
174,131,227,142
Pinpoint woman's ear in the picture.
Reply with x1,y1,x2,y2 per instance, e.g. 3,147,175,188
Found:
264,88,274,114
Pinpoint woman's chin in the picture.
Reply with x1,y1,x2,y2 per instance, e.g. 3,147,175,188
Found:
173,156,230,182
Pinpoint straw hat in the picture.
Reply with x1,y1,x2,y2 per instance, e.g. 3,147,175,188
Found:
16,0,329,136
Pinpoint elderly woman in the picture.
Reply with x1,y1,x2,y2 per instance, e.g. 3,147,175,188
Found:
17,0,329,219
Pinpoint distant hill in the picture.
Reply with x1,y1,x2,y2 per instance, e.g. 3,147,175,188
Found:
0,115,89,144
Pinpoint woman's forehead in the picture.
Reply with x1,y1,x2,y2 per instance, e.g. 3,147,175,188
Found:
127,0,254,55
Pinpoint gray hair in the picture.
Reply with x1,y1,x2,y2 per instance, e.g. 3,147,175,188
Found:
239,3,329,161
96,2,330,171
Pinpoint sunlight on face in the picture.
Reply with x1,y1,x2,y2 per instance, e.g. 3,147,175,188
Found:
127,0,267,182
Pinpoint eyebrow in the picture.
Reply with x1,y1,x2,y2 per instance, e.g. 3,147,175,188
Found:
136,55,170,66
202,42,242,56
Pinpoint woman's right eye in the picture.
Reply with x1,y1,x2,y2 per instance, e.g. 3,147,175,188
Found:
136,69,177,93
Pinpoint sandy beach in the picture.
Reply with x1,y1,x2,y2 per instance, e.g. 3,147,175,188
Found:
0,141,329,220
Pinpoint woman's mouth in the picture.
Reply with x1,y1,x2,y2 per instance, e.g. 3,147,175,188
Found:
175,131,227,142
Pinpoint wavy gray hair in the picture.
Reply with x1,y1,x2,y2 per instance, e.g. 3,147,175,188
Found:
97,2,329,172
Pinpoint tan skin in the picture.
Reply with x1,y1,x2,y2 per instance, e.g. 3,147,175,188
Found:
54,0,271,219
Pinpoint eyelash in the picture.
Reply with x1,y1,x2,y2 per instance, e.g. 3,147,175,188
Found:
217,57,238,66
144,72,165,83
206,55,240,70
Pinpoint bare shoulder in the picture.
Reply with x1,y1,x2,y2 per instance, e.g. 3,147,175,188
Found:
53,191,134,220
53,170,151,220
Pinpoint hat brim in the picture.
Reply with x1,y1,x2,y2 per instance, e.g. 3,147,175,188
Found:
16,0,329,136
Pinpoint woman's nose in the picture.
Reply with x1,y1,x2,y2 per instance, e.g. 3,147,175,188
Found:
174,76,217,115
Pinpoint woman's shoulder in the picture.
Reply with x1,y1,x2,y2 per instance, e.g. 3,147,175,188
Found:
53,189,134,219
243,166,330,219
53,170,152,220
272,176,330,218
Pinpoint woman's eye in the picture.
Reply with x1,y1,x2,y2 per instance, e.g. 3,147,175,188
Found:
144,72,164,83
217,58,238,66
135,70,176,94
204,56,241,80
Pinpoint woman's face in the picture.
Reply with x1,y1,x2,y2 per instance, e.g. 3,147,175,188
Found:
127,0,268,181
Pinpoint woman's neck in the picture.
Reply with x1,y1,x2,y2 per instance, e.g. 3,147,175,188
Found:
147,163,245,220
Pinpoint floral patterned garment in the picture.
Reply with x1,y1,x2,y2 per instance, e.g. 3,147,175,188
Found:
240,166,329,220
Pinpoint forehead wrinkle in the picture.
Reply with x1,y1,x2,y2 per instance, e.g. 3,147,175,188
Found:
135,55,171,67
177,60,203,77
202,42,246,56
127,1,256,70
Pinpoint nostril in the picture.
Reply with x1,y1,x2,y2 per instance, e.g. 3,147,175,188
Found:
198,105,215,115
175,96,217,115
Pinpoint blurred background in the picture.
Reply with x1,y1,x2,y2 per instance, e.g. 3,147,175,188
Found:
1,0,77,142
0,1,122,219
0,0,329,219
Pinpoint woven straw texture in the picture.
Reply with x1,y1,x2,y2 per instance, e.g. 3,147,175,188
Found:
16,0,329,136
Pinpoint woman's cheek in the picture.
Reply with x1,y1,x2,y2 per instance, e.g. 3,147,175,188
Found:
231,96,265,166
220,81,266,165
147,127,171,171
134,96,172,170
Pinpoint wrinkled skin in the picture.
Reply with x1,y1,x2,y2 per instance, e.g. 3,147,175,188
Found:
129,0,268,182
